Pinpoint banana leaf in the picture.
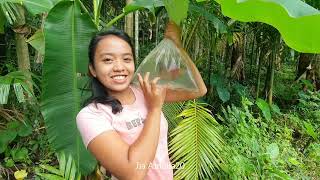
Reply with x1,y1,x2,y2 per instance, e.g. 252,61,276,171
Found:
26,29,44,55
41,0,97,174
0,9,5,33
215,0,320,53
22,0,62,16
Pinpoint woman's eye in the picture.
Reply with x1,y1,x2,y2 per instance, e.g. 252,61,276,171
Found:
103,58,112,63
124,58,132,62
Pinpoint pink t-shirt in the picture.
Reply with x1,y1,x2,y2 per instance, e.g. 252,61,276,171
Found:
76,86,173,180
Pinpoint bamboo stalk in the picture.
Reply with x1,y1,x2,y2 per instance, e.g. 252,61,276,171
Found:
255,47,262,99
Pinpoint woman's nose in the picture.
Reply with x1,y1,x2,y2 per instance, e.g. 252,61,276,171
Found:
113,60,125,71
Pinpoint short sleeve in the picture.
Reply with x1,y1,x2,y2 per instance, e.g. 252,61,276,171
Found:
76,105,115,148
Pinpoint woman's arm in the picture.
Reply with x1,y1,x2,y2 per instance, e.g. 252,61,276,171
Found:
163,21,207,102
87,74,166,180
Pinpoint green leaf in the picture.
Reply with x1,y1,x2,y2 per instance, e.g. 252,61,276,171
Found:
288,157,301,166
22,0,62,16
7,121,20,129
303,122,318,140
39,164,63,176
93,0,103,26
0,9,5,33
256,98,271,121
0,84,10,104
13,83,25,103
0,129,17,152
26,30,45,55
18,122,33,137
271,103,281,115
266,143,279,160
209,73,222,87
11,147,28,161
216,0,320,53
189,4,227,34
169,101,225,179
36,173,65,180
163,102,185,132
41,0,97,174
123,0,164,15
4,158,15,167
216,86,230,103
164,0,189,24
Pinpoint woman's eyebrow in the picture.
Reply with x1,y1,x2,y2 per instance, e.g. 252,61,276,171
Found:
99,52,132,57
122,53,133,56
98,52,114,57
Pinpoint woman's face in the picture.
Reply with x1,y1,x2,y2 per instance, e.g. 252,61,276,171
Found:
89,35,135,93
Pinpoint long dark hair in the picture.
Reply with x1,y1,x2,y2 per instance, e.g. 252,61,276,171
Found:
84,28,135,114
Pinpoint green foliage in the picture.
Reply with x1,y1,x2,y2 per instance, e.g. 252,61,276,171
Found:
210,73,230,103
217,96,319,178
123,0,164,15
0,121,32,153
26,30,44,55
41,0,97,174
35,152,81,180
169,100,225,179
216,0,320,53
164,0,189,24
189,4,227,34
162,101,185,133
22,0,62,16
0,71,38,104
256,98,271,120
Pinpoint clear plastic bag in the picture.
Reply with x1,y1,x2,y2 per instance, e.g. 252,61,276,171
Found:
132,22,199,92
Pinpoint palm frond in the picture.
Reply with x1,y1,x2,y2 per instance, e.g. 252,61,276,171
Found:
36,152,81,180
163,101,186,133
169,100,225,179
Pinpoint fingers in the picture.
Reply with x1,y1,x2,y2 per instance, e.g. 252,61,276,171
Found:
151,77,161,93
143,72,151,93
138,72,163,94
137,73,145,93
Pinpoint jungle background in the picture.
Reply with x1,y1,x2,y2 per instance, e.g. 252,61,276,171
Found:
0,0,319,179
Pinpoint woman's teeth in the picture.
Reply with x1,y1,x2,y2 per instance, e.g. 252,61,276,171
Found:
113,76,126,80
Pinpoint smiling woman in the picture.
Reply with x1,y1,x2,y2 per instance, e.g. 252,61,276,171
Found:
76,23,206,180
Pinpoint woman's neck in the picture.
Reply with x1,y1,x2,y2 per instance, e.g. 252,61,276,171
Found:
108,86,135,105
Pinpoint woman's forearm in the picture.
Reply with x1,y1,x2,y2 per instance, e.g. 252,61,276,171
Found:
127,108,162,178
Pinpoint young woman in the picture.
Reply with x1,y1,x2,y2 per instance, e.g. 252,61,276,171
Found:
76,22,207,180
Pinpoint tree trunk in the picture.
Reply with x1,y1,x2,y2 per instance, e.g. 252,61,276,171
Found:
124,0,134,38
295,53,312,81
255,47,262,99
267,49,275,105
13,5,33,93
314,55,320,90
230,35,245,81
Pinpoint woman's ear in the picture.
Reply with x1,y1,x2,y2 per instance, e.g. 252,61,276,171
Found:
89,64,97,78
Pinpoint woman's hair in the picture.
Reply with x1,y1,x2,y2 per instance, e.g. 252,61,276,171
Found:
84,28,135,114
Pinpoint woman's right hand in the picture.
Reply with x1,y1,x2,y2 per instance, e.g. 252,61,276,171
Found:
137,72,167,111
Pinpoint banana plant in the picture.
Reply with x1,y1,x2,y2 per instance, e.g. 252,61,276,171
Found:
215,0,320,53
41,0,97,174
93,0,103,27
0,0,62,32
